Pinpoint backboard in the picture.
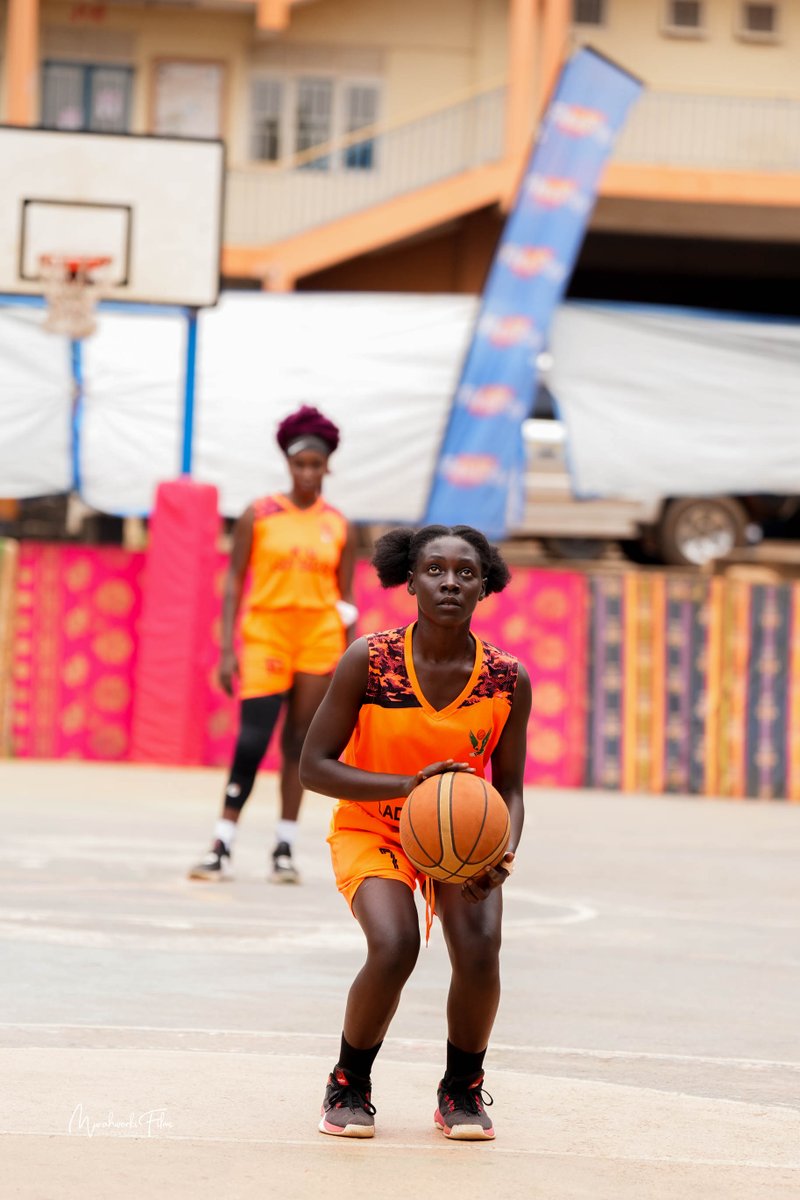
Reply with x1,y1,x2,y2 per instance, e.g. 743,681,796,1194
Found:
0,126,225,308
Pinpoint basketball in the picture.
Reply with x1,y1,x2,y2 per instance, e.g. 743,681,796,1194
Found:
399,771,510,883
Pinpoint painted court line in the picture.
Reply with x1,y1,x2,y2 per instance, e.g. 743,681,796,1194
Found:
1,1024,798,1073
0,1129,797,1170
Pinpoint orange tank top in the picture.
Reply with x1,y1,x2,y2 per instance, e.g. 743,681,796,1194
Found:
342,624,519,830
243,494,348,614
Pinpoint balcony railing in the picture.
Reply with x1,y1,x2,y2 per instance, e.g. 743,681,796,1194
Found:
613,91,800,172
224,88,800,250
224,85,506,246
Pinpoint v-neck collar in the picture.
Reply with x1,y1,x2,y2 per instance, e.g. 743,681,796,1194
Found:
403,622,484,721
276,494,323,515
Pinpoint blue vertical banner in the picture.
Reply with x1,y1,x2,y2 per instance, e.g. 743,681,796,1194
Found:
425,48,643,537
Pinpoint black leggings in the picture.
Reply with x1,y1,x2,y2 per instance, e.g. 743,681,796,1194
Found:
224,694,284,813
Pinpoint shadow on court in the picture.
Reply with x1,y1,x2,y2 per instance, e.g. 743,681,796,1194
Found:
1,761,798,1199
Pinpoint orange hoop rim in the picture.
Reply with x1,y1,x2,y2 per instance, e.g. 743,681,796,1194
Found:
39,254,112,275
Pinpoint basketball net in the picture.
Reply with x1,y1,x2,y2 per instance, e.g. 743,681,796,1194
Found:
39,255,111,340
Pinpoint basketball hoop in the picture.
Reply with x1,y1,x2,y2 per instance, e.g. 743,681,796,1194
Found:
39,254,112,339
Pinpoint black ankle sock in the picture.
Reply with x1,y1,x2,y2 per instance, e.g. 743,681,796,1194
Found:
444,1040,487,1083
337,1033,383,1083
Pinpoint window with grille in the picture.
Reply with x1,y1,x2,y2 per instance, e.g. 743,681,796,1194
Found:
665,1,703,28
573,0,605,25
251,78,283,161
42,61,133,133
295,78,333,169
249,74,380,170
739,2,779,38
344,85,379,169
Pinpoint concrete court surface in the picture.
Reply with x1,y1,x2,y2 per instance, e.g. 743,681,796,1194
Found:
0,760,798,1200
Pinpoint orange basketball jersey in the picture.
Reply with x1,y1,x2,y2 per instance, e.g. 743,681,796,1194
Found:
242,494,348,618
341,624,520,831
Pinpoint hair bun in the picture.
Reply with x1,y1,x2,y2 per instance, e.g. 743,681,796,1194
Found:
276,405,340,454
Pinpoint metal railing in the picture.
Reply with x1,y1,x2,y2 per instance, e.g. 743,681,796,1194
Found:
225,85,506,246
224,87,800,249
613,91,800,171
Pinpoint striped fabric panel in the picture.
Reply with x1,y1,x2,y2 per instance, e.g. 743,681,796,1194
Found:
622,573,656,793
688,577,711,795
718,581,750,799
746,584,791,801
586,575,624,789
787,583,800,803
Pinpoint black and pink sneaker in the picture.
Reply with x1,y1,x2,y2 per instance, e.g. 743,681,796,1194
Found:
319,1066,376,1138
434,1073,495,1140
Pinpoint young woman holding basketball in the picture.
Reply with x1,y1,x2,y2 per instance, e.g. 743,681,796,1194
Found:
300,524,531,1141
189,405,357,884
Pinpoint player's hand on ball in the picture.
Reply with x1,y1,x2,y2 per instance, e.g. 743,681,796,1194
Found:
404,758,475,796
461,851,515,903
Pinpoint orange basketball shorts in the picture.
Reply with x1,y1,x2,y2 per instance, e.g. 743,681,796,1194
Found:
328,800,425,910
238,607,345,699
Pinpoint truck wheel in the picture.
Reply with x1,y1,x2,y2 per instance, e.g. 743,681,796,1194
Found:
658,497,747,567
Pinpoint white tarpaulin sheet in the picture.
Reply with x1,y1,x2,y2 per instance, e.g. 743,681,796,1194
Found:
0,293,475,521
3,293,800,517
0,306,72,497
551,303,800,500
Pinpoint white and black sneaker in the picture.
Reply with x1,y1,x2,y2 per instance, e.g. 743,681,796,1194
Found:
188,839,233,882
270,841,300,884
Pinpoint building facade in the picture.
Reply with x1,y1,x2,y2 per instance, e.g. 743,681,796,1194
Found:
2,0,799,305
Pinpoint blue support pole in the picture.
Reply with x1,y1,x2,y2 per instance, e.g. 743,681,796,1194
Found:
70,338,84,494
181,308,199,475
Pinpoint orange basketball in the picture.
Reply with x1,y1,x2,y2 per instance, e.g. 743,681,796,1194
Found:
399,771,510,883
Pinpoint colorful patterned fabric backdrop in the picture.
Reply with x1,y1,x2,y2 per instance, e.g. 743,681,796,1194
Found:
0,538,19,756
11,544,144,761
5,541,800,801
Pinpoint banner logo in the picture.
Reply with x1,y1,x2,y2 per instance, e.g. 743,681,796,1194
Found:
550,102,610,142
457,385,525,419
440,454,503,488
499,244,568,283
478,314,542,350
525,176,590,214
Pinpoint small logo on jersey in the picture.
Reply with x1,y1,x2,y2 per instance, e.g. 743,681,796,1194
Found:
469,728,491,757
379,846,400,870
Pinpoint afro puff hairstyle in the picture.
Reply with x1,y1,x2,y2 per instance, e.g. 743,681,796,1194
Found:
372,524,511,595
275,405,340,455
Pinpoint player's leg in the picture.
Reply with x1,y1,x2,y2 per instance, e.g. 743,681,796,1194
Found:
187,693,283,880
432,885,503,1140
320,877,420,1137
271,669,331,882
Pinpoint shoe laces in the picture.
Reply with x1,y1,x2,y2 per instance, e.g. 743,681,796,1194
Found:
441,1076,493,1115
328,1068,376,1116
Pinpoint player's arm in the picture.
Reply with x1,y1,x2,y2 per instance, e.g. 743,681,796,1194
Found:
219,506,254,696
299,639,472,800
462,664,531,903
336,522,359,646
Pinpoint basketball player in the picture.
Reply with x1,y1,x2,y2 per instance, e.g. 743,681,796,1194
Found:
300,525,531,1140
189,405,357,884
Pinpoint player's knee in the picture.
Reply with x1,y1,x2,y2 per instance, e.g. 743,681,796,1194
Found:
454,926,501,976
368,926,420,980
234,725,268,771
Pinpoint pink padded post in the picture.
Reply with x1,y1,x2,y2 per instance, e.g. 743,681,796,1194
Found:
130,478,220,764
